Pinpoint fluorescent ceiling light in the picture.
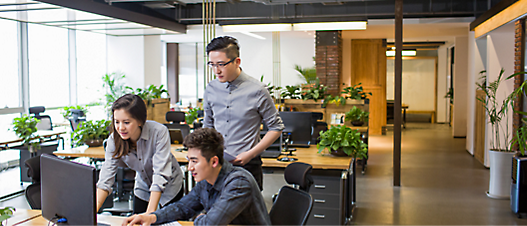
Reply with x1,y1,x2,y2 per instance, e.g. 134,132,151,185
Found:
386,50,417,57
293,21,367,31
240,31,266,40
222,24,292,32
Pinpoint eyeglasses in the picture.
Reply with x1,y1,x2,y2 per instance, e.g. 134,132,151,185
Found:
207,58,235,68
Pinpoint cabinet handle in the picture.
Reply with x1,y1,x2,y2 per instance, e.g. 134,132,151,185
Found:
314,199,326,203
314,185,326,189
314,214,325,219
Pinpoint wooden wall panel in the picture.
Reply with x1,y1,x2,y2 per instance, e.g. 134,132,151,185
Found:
474,90,486,166
343,39,387,135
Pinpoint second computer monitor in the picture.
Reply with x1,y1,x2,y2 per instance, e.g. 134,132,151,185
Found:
279,111,312,147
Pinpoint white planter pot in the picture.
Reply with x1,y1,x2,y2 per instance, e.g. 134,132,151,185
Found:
487,150,515,199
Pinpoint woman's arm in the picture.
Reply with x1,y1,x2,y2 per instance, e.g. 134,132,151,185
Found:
96,188,110,212
146,191,162,213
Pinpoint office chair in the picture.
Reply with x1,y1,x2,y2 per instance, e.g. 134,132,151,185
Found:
164,111,191,139
269,162,314,225
29,106,52,131
24,154,56,209
69,109,86,131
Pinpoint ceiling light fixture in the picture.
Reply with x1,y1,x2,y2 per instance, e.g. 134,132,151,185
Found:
386,50,417,57
222,23,292,32
240,31,266,40
292,21,367,31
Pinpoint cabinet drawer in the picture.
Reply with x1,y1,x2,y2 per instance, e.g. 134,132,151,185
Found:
306,207,342,225
310,175,342,195
311,193,341,209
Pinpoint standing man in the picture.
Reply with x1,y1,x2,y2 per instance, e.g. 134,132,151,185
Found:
203,36,284,190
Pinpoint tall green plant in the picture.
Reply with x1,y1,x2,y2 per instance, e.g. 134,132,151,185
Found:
11,115,40,150
294,64,317,84
476,69,515,151
281,85,301,99
126,84,169,105
317,125,367,158
185,108,202,125
102,72,127,107
301,79,328,102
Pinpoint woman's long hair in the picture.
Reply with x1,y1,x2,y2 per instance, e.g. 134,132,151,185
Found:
111,94,147,158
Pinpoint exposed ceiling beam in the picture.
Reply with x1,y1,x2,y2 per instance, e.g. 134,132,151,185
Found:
38,0,186,33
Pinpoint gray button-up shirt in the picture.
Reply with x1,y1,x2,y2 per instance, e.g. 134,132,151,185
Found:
97,120,183,206
153,161,271,225
203,71,284,157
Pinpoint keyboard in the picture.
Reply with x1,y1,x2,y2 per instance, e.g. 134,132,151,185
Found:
261,150,281,158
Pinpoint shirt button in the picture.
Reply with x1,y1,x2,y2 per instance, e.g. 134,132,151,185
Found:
227,106,229,108
227,120,229,122
224,134,227,137
229,92,231,94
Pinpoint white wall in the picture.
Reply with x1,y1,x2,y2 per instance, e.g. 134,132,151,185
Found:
483,25,515,167
144,35,162,86
453,36,469,137
437,43,449,123
279,31,315,86
466,32,476,154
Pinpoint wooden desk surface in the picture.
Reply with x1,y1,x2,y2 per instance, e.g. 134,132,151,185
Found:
0,129,66,146
12,211,193,226
56,145,351,170
5,209,41,226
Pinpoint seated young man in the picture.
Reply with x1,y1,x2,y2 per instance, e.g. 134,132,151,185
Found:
122,128,271,226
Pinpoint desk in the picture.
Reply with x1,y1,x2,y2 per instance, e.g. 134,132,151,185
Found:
10,210,193,226
5,209,41,226
55,145,355,225
0,129,66,148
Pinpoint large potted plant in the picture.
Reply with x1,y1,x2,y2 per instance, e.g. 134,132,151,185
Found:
0,207,15,226
126,84,170,123
72,119,111,147
344,106,369,126
317,125,367,158
477,69,518,199
11,115,40,152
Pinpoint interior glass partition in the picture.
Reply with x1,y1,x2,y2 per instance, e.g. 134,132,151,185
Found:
0,19,21,109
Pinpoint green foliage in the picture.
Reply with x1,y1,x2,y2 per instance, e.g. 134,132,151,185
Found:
294,64,317,84
185,108,202,125
342,83,372,100
126,84,169,105
281,85,301,99
301,79,328,102
317,125,367,159
60,105,89,119
0,206,15,226
102,72,127,107
511,119,527,156
345,106,369,122
11,115,40,150
73,120,111,147
260,75,282,97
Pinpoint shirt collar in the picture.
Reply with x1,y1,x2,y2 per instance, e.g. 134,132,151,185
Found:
225,70,247,89
209,160,235,192
139,121,150,141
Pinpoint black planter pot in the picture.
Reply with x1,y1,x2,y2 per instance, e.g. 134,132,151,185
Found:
85,139,104,147
330,148,349,157
351,121,364,126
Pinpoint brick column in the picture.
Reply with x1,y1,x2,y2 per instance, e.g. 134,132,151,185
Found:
513,19,525,151
316,31,342,96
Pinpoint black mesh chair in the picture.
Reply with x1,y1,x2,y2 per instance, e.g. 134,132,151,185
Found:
164,111,191,139
69,109,86,131
24,154,57,209
29,106,52,131
269,162,314,225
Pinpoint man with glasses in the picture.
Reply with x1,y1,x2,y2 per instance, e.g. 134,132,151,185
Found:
203,36,284,190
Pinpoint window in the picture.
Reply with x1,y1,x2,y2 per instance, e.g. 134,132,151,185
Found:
27,23,69,107
0,19,20,109
76,29,107,106
178,43,205,107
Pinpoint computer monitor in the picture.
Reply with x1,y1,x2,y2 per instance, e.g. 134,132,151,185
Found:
279,112,312,147
168,129,184,144
41,154,97,225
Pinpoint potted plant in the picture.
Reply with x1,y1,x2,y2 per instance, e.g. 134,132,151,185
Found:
280,85,301,100
301,79,328,102
185,108,201,125
477,69,522,199
323,83,372,107
317,125,367,158
102,72,128,109
345,106,369,126
11,114,41,152
0,207,15,226
60,105,89,120
294,64,317,84
72,119,111,147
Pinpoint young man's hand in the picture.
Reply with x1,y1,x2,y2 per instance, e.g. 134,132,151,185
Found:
122,213,157,226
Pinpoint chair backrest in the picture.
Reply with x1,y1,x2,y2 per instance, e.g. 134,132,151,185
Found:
25,183,41,209
69,109,86,131
29,106,53,130
25,155,41,183
284,162,314,192
269,186,313,225
166,111,185,123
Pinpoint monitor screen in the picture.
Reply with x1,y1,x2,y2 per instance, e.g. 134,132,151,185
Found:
41,154,97,225
279,112,312,147
168,129,184,144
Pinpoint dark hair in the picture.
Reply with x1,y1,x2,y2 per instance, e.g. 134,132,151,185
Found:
183,128,224,164
206,36,240,59
111,94,147,159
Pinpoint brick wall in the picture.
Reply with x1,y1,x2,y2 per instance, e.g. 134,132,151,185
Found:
513,19,525,151
315,31,342,96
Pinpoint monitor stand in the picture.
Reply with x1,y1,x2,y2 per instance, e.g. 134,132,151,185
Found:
278,132,297,162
